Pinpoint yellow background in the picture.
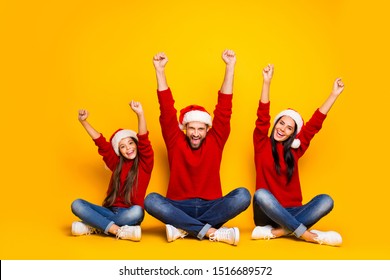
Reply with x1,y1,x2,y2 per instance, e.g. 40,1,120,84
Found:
1,0,390,260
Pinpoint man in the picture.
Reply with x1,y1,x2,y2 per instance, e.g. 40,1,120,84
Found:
144,50,250,245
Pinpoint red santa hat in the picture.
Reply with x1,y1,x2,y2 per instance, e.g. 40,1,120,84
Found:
274,109,304,149
110,128,138,156
178,105,212,130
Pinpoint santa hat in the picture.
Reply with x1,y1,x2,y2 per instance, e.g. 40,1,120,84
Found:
110,129,138,156
274,109,304,149
179,105,212,130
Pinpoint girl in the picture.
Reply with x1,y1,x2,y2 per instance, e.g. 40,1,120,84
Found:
71,101,154,241
252,64,344,246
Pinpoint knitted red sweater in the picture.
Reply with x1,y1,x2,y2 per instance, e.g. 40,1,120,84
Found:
94,132,154,208
253,101,326,207
158,88,232,200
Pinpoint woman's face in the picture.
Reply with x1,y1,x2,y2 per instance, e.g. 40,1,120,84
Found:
273,116,296,142
118,137,137,159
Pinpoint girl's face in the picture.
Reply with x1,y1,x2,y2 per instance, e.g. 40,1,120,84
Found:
273,116,296,142
118,137,137,159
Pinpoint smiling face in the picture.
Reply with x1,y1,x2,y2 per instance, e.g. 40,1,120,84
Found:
185,121,209,149
118,137,138,159
273,115,296,142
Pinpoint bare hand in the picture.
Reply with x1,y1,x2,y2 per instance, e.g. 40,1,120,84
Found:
78,109,89,121
153,52,168,70
222,49,236,66
332,78,345,96
262,64,274,83
130,100,143,115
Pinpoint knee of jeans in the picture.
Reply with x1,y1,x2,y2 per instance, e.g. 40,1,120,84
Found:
253,188,269,204
144,192,160,212
236,187,251,204
319,194,334,211
130,205,145,224
132,205,144,218
70,198,84,214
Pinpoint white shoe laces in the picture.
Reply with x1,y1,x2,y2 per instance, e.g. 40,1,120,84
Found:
209,228,231,242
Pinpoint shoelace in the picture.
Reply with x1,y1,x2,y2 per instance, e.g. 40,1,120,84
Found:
116,227,127,240
209,229,231,242
264,230,276,240
178,230,188,238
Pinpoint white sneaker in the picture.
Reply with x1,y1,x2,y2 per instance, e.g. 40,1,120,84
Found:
310,229,342,246
251,225,275,240
209,227,239,246
116,225,141,241
71,221,99,236
166,224,188,242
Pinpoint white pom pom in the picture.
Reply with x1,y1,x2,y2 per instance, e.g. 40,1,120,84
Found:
291,139,301,149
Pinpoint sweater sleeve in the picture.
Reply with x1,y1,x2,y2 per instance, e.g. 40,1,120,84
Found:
209,91,233,147
131,131,154,208
295,108,327,158
93,134,119,171
253,101,271,153
137,131,154,174
157,88,183,150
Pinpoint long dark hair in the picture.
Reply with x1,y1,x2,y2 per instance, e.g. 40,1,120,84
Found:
270,118,298,183
103,137,139,207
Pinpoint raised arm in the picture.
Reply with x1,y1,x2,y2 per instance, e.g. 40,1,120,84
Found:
219,49,236,94
130,100,147,135
153,52,169,91
260,64,274,103
78,109,100,139
319,78,345,114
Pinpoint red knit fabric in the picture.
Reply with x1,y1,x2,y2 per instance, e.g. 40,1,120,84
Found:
253,101,326,207
93,132,154,208
157,88,232,200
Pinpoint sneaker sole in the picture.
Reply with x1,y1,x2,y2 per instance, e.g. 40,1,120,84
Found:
232,227,239,246
166,225,174,242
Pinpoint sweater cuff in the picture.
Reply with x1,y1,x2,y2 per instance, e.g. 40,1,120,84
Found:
314,108,327,121
137,131,149,139
157,87,171,95
93,133,105,144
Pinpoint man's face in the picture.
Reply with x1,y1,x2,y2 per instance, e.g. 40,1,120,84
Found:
185,121,209,149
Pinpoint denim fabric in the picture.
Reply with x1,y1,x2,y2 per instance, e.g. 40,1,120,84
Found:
71,199,144,234
253,188,334,237
144,187,251,239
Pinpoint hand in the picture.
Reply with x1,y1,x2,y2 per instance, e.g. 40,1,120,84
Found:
262,64,274,83
221,49,236,66
130,100,143,115
332,78,345,96
153,52,168,71
78,109,89,122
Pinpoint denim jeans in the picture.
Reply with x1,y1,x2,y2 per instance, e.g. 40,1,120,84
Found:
253,188,334,237
71,199,144,234
144,187,251,239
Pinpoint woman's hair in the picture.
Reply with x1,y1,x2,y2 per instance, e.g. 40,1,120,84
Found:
103,137,139,207
270,118,298,183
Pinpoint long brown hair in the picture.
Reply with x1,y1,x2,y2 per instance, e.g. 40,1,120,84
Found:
270,119,297,183
103,137,139,207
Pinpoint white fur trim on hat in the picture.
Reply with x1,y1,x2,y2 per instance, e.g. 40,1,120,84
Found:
111,129,138,156
274,109,304,149
179,110,212,130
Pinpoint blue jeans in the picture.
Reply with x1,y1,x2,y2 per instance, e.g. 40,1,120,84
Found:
253,188,334,238
144,187,251,239
71,199,144,234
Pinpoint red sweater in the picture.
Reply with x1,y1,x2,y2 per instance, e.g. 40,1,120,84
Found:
253,101,326,207
158,88,232,200
94,132,154,208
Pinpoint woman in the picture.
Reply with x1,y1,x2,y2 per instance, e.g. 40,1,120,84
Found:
71,100,154,241
252,64,344,246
